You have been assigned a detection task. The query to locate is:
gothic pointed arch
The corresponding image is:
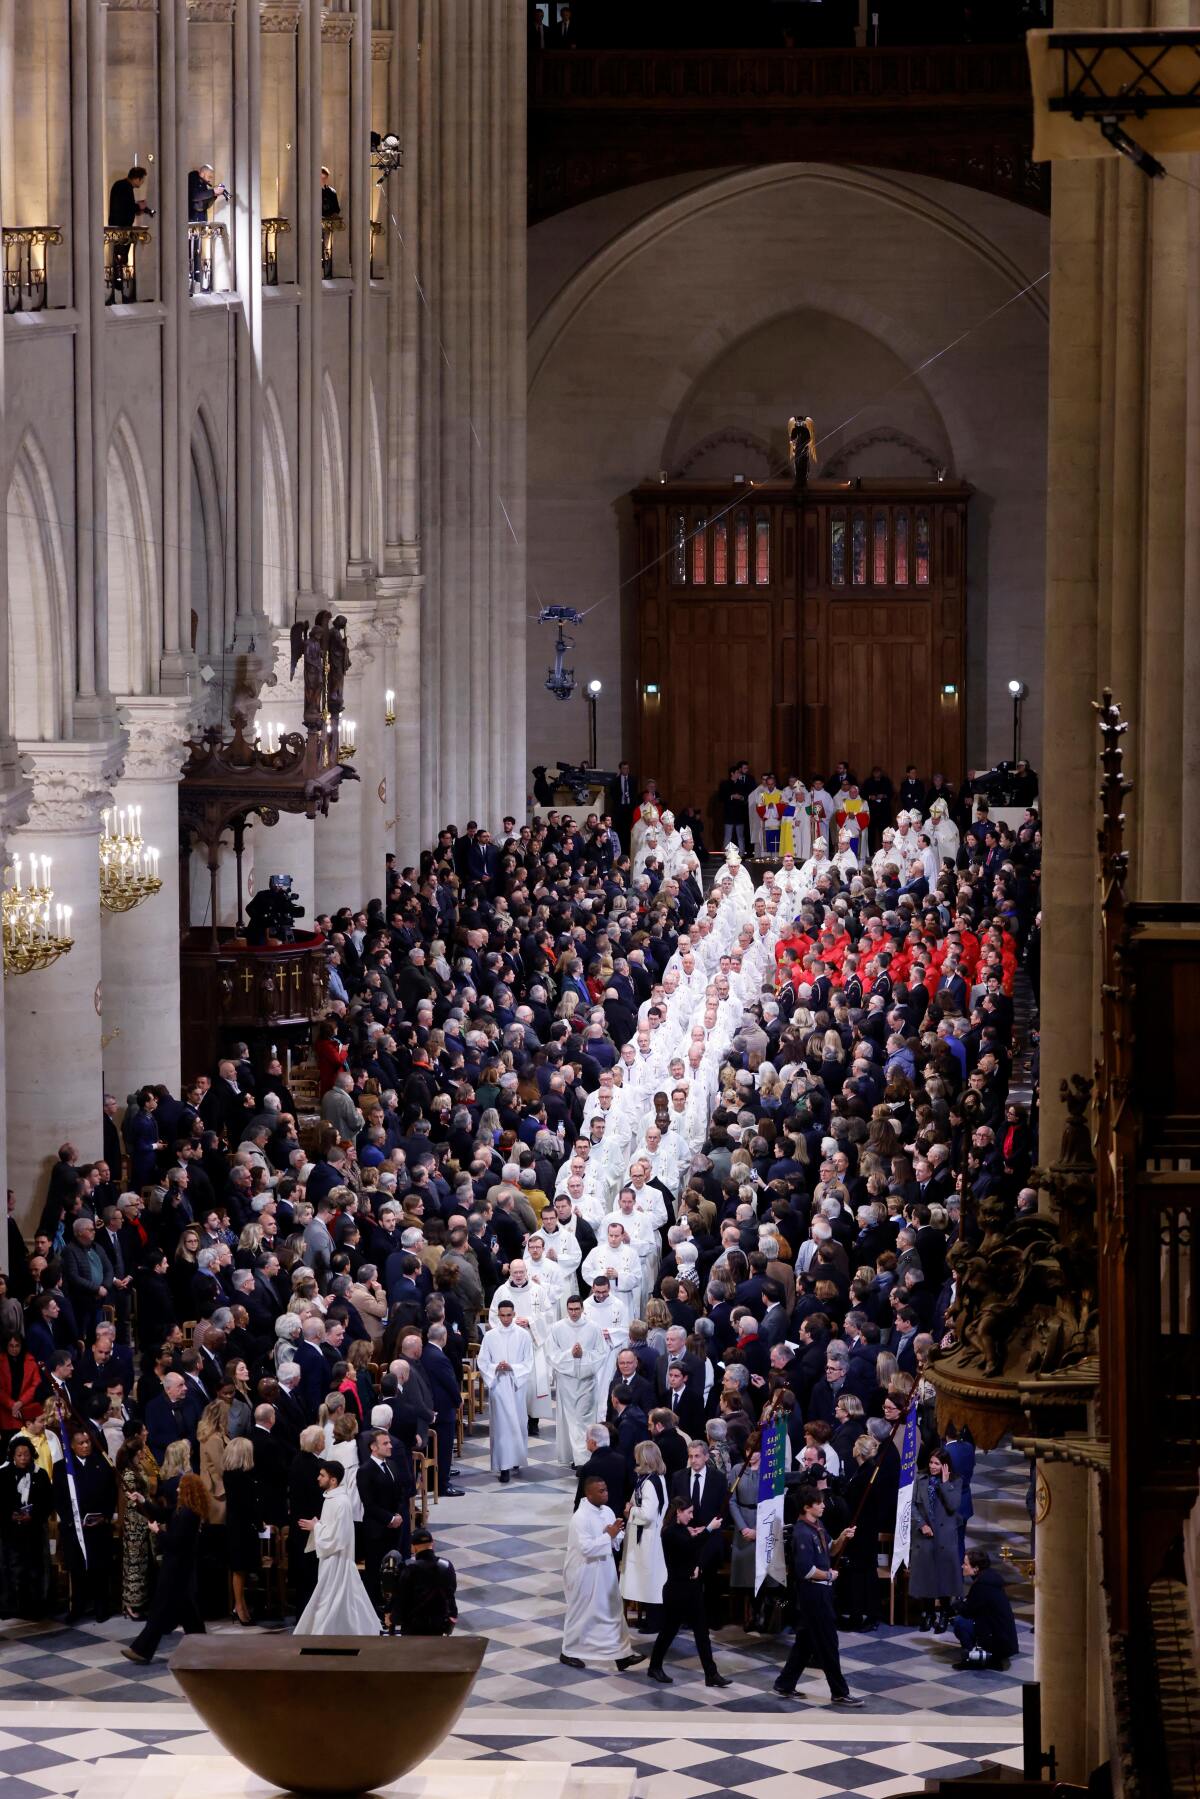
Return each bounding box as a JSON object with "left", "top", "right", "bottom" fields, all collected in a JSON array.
[
  {"left": 6, "top": 431, "right": 71, "bottom": 742},
  {"left": 820, "top": 426, "right": 948, "bottom": 480},
  {"left": 106, "top": 412, "right": 160, "bottom": 696},
  {"left": 669, "top": 427, "right": 776, "bottom": 481}
]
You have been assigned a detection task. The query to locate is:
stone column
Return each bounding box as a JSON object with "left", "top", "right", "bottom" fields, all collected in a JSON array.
[
  {"left": 6, "top": 741, "right": 123, "bottom": 1235},
  {"left": 1033, "top": 1457, "right": 1091, "bottom": 1784},
  {"left": 376, "top": 574, "right": 422, "bottom": 866},
  {"left": 417, "top": 0, "right": 526, "bottom": 836},
  {"left": 101, "top": 699, "right": 194, "bottom": 1103},
  {"left": 258, "top": 632, "right": 317, "bottom": 909}
]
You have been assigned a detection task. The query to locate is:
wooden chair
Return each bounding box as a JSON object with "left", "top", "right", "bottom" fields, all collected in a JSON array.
[
  {"left": 425, "top": 1428, "right": 439, "bottom": 1505},
  {"left": 410, "top": 1449, "right": 429, "bottom": 1527}
]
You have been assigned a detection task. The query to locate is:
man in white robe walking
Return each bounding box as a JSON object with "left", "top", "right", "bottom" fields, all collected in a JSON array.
[
  {"left": 581, "top": 1277, "right": 629, "bottom": 1416},
  {"left": 294, "top": 1462, "right": 381, "bottom": 1636},
  {"left": 582, "top": 1221, "right": 642, "bottom": 1326},
  {"left": 559, "top": 1475, "right": 645, "bottom": 1671},
  {"left": 546, "top": 1295, "right": 606, "bottom": 1467},
  {"left": 477, "top": 1300, "right": 534, "bottom": 1483}
]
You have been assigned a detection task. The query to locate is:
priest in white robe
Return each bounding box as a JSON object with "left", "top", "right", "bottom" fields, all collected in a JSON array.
[
  {"left": 581, "top": 1277, "right": 630, "bottom": 1416},
  {"left": 477, "top": 1301, "right": 534, "bottom": 1482},
  {"left": 488, "top": 1261, "right": 555, "bottom": 1427},
  {"left": 533, "top": 1212, "right": 582, "bottom": 1307},
  {"left": 546, "top": 1296, "right": 606, "bottom": 1466},
  {"left": 559, "top": 1475, "right": 644, "bottom": 1671},
  {"left": 581, "top": 1221, "right": 642, "bottom": 1326},
  {"left": 294, "top": 1462, "right": 381, "bottom": 1636}
]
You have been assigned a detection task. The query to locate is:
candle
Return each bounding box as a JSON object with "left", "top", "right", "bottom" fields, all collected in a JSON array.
[{"left": 62, "top": 905, "right": 71, "bottom": 936}]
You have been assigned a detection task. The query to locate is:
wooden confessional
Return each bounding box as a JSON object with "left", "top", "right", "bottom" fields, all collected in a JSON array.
[{"left": 630, "top": 477, "right": 969, "bottom": 840}]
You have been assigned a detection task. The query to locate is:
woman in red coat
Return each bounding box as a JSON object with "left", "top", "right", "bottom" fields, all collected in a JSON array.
[
  {"left": 315, "top": 1019, "right": 349, "bottom": 1096},
  {"left": 0, "top": 1335, "right": 43, "bottom": 1446}
]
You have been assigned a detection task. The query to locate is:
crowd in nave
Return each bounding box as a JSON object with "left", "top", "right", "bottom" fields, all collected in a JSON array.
[{"left": 0, "top": 762, "right": 1033, "bottom": 1697}]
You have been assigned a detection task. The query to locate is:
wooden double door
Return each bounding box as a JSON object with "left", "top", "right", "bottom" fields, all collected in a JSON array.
[{"left": 631, "top": 477, "right": 968, "bottom": 843}]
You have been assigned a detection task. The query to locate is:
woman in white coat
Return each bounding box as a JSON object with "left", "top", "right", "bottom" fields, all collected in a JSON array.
[{"left": 620, "top": 1441, "right": 669, "bottom": 1626}]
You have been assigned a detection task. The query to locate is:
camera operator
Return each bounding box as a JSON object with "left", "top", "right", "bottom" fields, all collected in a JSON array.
[
  {"left": 108, "top": 167, "right": 153, "bottom": 286},
  {"left": 187, "top": 164, "right": 228, "bottom": 282}
]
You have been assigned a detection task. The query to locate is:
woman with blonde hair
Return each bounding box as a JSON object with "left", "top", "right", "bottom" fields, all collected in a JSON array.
[
  {"left": 196, "top": 1399, "right": 231, "bottom": 1524},
  {"left": 221, "top": 1436, "right": 260, "bottom": 1626},
  {"left": 620, "top": 1439, "right": 668, "bottom": 1624}
]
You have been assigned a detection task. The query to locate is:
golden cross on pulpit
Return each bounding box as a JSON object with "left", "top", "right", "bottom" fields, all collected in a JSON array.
[{"left": 241, "top": 968, "right": 254, "bottom": 994}]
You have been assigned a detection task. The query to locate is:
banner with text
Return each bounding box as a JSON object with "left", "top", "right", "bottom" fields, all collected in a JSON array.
[
  {"left": 889, "top": 1400, "right": 921, "bottom": 1576},
  {"left": 754, "top": 1414, "right": 788, "bottom": 1593}
]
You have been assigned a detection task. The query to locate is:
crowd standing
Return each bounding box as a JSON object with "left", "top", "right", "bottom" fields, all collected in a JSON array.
[{"left": 0, "top": 761, "right": 1028, "bottom": 1691}]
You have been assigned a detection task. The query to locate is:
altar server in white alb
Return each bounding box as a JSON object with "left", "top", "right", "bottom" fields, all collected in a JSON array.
[
  {"left": 476, "top": 1299, "right": 534, "bottom": 1484},
  {"left": 546, "top": 1295, "right": 606, "bottom": 1467},
  {"left": 293, "top": 1462, "right": 381, "bottom": 1636},
  {"left": 559, "top": 1475, "right": 645, "bottom": 1672}
]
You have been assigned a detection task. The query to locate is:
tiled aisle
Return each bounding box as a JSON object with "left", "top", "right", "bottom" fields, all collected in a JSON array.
[{"left": 0, "top": 1420, "right": 1035, "bottom": 1798}]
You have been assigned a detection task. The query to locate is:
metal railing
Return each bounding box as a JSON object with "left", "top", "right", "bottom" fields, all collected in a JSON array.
[
  {"left": 104, "top": 226, "right": 152, "bottom": 304},
  {"left": 321, "top": 212, "right": 344, "bottom": 279},
  {"left": 261, "top": 215, "right": 290, "bottom": 286},
  {"left": 187, "top": 221, "right": 225, "bottom": 296},
  {"left": 3, "top": 226, "right": 64, "bottom": 313}
]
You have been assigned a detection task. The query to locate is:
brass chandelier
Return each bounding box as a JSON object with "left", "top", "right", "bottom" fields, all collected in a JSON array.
[
  {"left": 2, "top": 852, "right": 73, "bottom": 976},
  {"left": 99, "top": 806, "right": 162, "bottom": 914}
]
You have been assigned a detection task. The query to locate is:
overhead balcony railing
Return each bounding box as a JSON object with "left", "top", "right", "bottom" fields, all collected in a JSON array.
[
  {"left": 3, "top": 226, "right": 64, "bottom": 313},
  {"left": 261, "top": 215, "right": 291, "bottom": 286},
  {"left": 104, "top": 226, "right": 152, "bottom": 305}
]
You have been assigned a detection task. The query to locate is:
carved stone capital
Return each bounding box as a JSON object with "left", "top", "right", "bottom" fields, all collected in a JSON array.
[
  {"left": 19, "top": 740, "right": 127, "bottom": 834},
  {"left": 261, "top": 0, "right": 300, "bottom": 27},
  {"left": 116, "top": 697, "right": 203, "bottom": 783},
  {"left": 372, "top": 28, "right": 391, "bottom": 59},
  {"left": 187, "top": 0, "right": 236, "bottom": 18},
  {"left": 321, "top": 8, "right": 355, "bottom": 41}
]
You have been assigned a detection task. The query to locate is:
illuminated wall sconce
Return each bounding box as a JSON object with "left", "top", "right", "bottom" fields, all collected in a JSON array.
[{"left": 385, "top": 689, "right": 395, "bottom": 727}]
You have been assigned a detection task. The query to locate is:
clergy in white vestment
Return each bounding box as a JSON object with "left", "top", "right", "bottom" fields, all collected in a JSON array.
[
  {"left": 546, "top": 1296, "right": 606, "bottom": 1465},
  {"left": 582, "top": 1221, "right": 643, "bottom": 1325},
  {"left": 524, "top": 1232, "right": 568, "bottom": 1334},
  {"left": 293, "top": 1462, "right": 381, "bottom": 1636},
  {"left": 477, "top": 1301, "right": 534, "bottom": 1481},
  {"left": 799, "top": 839, "right": 831, "bottom": 891},
  {"left": 605, "top": 1191, "right": 658, "bottom": 1316},
  {"left": 926, "top": 796, "right": 961, "bottom": 864},
  {"left": 832, "top": 830, "right": 859, "bottom": 880},
  {"left": 581, "top": 1278, "right": 630, "bottom": 1416},
  {"left": 559, "top": 1476, "right": 643, "bottom": 1670},
  {"left": 488, "top": 1262, "right": 555, "bottom": 1425},
  {"left": 534, "top": 1209, "right": 582, "bottom": 1305}
]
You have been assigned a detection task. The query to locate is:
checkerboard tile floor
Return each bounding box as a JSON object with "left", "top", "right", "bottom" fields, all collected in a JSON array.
[{"left": 0, "top": 1413, "right": 1035, "bottom": 1796}]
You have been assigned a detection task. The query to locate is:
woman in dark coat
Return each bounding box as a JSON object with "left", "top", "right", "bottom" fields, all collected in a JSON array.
[
  {"left": 907, "top": 1449, "right": 963, "bottom": 1631},
  {"left": 646, "top": 1498, "right": 730, "bottom": 1688},
  {"left": 134, "top": 1250, "right": 177, "bottom": 1355},
  {"left": 0, "top": 1437, "right": 53, "bottom": 1617},
  {"left": 838, "top": 1434, "right": 884, "bottom": 1632},
  {"left": 221, "top": 1436, "right": 261, "bottom": 1625},
  {"left": 122, "top": 1473, "right": 210, "bottom": 1663}
]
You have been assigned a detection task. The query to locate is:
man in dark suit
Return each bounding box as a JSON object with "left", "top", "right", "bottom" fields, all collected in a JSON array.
[
  {"left": 662, "top": 1364, "right": 705, "bottom": 1438},
  {"left": 608, "top": 762, "right": 637, "bottom": 850},
  {"left": 55, "top": 1426, "right": 117, "bottom": 1622},
  {"left": 144, "top": 1371, "right": 200, "bottom": 1463},
  {"left": 359, "top": 1427, "right": 415, "bottom": 1610},
  {"left": 62, "top": 1218, "right": 115, "bottom": 1342},
  {"left": 648, "top": 1408, "right": 689, "bottom": 1476},
  {"left": 573, "top": 1423, "right": 628, "bottom": 1514},
  {"left": 608, "top": 1348, "right": 654, "bottom": 1418},
  {"left": 655, "top": 1327, "right": 705, "bottom": 1400},
  {"left": 669, "top": 1440, "right": 728, "bottom": 1575},
  {"left": 759, "top": 1285, "right": 791, "bottom": 1349},
  {"left": 420, "top": 1329, "right": 465, "bottom": 1497},
  {"left": 252, "top": 1402, "right": 294, "bottom": 1526},
  {"left": 611, "top": 1384, "right": 649, "bottom": 1477}
]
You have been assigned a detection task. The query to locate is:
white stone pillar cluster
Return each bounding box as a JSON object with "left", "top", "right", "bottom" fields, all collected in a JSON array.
[{"left": 416, "top": 0, "right": 526, "bottom": 840}]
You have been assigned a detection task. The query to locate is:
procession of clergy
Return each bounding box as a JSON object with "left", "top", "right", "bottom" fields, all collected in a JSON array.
[{"left": 477, "top": 831, "right": 914, "bottom": 1699}]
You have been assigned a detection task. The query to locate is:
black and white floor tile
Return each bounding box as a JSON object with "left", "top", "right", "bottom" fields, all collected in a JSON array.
[{"left": 0, "top": 1415, "right": 1035, "bottom": 1797}]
